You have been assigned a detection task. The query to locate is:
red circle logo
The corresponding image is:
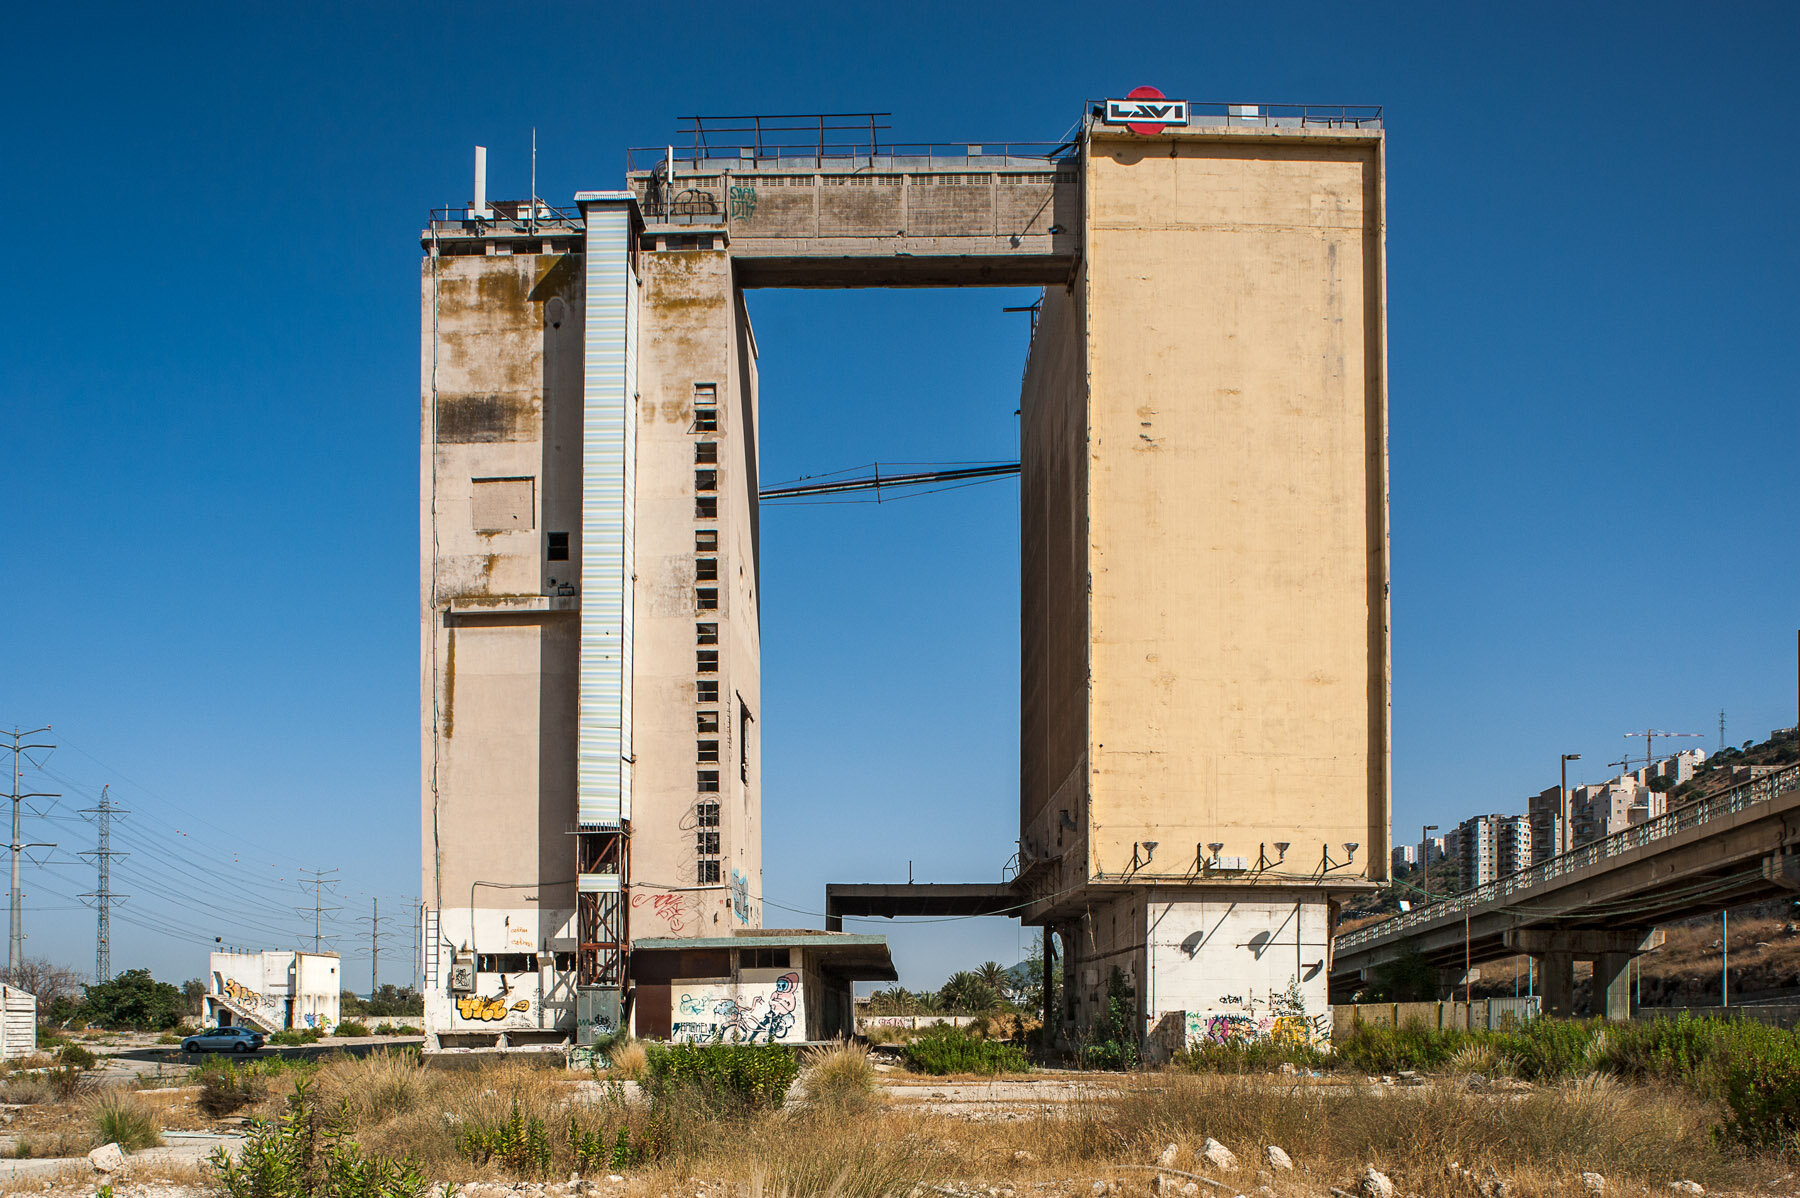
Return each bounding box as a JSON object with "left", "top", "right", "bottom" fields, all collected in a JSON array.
[{"left": 1126, "top": 85, "right": 1171, "bottom": 137}]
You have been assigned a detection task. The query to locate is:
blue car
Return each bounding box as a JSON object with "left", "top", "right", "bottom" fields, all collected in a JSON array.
[{"left": 180, "top": 1025, "right": 264, "bottom": 1054}]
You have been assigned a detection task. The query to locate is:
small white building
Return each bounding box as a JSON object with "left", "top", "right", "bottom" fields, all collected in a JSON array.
[
  {"left": 205, "top": 950, "right": 341, "bottom": 1033},
  {"left": 0, "top": 983, "right": 36, "bottom": 1060}
]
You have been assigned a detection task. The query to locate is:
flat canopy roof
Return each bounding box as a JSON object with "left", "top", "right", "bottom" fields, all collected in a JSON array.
[
  {"left": 825, "top": 882, "right": 1020, "bottom": 922},
  {"left": 634, "top": 931, "right": 897, "bottom": 982}
]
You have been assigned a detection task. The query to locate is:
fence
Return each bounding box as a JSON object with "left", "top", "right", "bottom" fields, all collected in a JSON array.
[{"left": 1331, "top": 997, "right": 1541, "bottom": 1038}]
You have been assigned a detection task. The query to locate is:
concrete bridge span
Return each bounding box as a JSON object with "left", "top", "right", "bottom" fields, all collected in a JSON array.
[{"left": 1330, "top": 764, "right": 1800, "bottom": 1017}]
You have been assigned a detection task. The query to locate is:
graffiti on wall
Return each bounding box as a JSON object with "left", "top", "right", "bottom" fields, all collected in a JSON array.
[
  {"left": 221, "top": 979, "right": 263, "bottom": 1007},
  {"left": 1184, "top": 1007, "right": 1330, "bottom": 1048},
  {"left": 632, "top": 891, "right": 698, "bottom": 933},
  {"left": 728, "top": 185, "right": 757, "bottom": 221},
  {"left": 455, "top": 994, "right": 533, "bottom": 1023},
  {"left": 672, "top": 971, "right": 802, "bottom": 1044},
  {"left": 730, "top": 869, "right": 750, "bottom": 924}
]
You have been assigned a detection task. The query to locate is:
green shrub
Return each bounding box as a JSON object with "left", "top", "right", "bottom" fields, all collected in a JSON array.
[
  {"left": 211, "top": 1076, "right": 429, "bottom": 1198},
  {"left": 1600, "top": 1014, "right": 1800, "bottom": 1149},
  {"left": 334, "top": 1020, "right": 371, "bottom": 1038},
  {"left": 456, "top": 1102, "right": 553, "bottom": 1176},
  {"left": 901, "top": 1025, "right": 1030, "bottom": 1076},
  {"left": 268, "top": 1027, "right": 323, "bottom": 1046},
  {"left": 642, "top": 1042, "right": 800, "bottom": 1111},
  {"left": 197, "top": 1059, "right": 270, "bottom": 1117},
  {"left": 1175, "top": 1037, "right": 1329, "bottom": 1074},
  {"left": 58, "top": 1043, "right": 97, "bottom": 1069},
  {"left": 91, "top": 1089, "right": 162, "bottom": 1151}
]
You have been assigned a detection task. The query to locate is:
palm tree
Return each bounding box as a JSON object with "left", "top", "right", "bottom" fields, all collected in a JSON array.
[
  {"left": 914, "top": 989, "right": 943, "bottom": 1013},
  {"left": 976, "top": 961, "right": 1010, "bottom": 992}
]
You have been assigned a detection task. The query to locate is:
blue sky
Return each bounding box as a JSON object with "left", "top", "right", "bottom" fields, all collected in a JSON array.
[{"left": 2, "top": 1, "right": 1795, "bottom": 992}]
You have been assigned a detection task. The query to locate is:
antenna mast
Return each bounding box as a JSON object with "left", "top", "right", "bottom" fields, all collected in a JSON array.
[
  {"left": 79, "top": 785, "right": 129, "bottom": 983},
  {"left": 296, "top": 868, "right": 341, "bottom": 953}
]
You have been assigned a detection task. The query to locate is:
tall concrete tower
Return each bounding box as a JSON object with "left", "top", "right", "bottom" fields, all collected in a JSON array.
[
  {"left": 419, "top": 192, "right": 763, "bottom": 1050},
  {"left": 1015, "top": 111, "right": 1389, "bottom": 1050}
]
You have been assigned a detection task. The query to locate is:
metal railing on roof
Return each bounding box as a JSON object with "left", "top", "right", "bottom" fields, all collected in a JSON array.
[
  {"left": 1337, "top": 762, "right": 1800, "bottom": 952},
  {"left": 626, "top": 113, "right": 1076, "bottom": 174}
]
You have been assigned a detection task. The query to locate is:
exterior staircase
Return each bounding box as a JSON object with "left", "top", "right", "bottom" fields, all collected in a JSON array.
[{"left": 208, "top": 991, "right": 282, "bottom": 1033}]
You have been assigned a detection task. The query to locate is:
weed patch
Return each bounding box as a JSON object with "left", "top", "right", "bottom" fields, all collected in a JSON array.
[{"left": 901, "top": 1025, "right": 1030, "bottom": 1076}]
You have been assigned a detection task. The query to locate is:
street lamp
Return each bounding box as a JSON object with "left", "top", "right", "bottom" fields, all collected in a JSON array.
[
  {"left": 1560, "top": 753, "right": 1582, "bottom": 855},
  {"left": 1421, "top": 825, "right": 1438, "bottom": 902}
]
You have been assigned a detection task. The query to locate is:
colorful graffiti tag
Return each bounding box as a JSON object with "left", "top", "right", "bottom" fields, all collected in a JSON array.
[
  {"left": 730, "top": 869, "right": 750, "bottom": 924},
  {"left": 672, "top": 972, "right": 803, "bottom": 1044},
  {"left": 1185, "top": 1008, "right": 1330, "bottom": 1048},
  {"left": 455, "top": 995, "right": 532, "bottom": 1022},
  {"left": 221, "top": 979, "right": 262, "bottom": 1007}
]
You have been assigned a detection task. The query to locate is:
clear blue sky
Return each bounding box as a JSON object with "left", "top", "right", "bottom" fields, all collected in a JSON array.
[{"left": 3, "top": 1, "right": 1795, "bottom": 993}]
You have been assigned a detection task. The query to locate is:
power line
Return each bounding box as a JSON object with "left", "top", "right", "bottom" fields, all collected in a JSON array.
[
  {"left": 355, "top": 897, "right": 392, "bottom": 994},
  {"left": 4, "top": 726, "right": 58, "bottom": 984},
  {"left": 78, "top": 785, "right": 129, "bottom": 983},
  {"left": 297, "top": 868, "right": 341, "bottom": 953}
]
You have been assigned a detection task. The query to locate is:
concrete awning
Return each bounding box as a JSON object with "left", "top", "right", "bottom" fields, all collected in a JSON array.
[
  {"left": 825, "top": 882, "right": 1020, "bottom": 924},
  {"left": 633, "top": 931, "right": 897, "bottom": 982}
]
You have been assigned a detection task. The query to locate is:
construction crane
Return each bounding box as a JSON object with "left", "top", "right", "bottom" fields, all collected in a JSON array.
[{"left": 1620, "top": 728, "right": 1703, "bottom": 774}]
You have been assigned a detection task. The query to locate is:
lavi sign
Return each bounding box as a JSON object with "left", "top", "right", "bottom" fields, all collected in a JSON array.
[{"left": 1102, "top": 86, "right": 1189, "bottom": 135}]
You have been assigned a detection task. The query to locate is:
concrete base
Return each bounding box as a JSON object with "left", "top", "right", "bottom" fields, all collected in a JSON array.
[{"left": 1501, "top": 928, "right": 1662, "bottom": 1019}]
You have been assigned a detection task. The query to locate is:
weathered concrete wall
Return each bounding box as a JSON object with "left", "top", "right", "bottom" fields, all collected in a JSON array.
[
  {"left": 1080, "top": 128, "right": 1389, "bottom": 884},
  {"left": 420, "top": 249, "right": 586, "bottom": 1044},
  {"left": 630, "top": 249, "right": 763, "bottom": 939},
  {"left": 1144, "top": 891, "right": 1332, "bottom": 1048}
]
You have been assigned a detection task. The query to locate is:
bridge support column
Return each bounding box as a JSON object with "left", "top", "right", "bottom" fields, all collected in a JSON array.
[
  {"left": 1539, "top": 950, "right": 1576, "bottom": 1018},
  {"left": 1594, "top": 952, "right": 1635, "bottom": 1021},
  {"left": 1503, "top": 928, "right": 1662, "bottom": 1020}
]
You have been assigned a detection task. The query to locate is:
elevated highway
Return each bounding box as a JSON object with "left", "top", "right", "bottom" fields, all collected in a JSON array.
[{"left": 1331, "top": 764, "right": 1800, "bottom": 1017}]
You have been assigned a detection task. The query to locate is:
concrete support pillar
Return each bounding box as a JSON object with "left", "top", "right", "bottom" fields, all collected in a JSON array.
[
  {"left": 1594, "top": 952, "right": 1634, "bottom": 1021},
  {"left": 1538, "top": 950, "right": 1576, "bottom": 1018}
]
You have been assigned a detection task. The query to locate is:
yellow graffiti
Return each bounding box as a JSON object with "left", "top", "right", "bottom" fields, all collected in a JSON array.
[
  {"left": 455, "top": 995, "right": 531, "bottom": 1022},
  {"left": 223, "top": 979, "right": 260, "bottom": 1006}
]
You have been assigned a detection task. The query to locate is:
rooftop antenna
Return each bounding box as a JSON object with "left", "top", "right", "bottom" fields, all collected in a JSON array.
[{"left": 472, "top": 146, "right": 491, "bottom": 220}]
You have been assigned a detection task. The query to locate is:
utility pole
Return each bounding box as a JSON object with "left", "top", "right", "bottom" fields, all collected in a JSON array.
[
  {"left": 412, "top": 901, "right": 422, "bottom": 994},
  {"left": 1559, "top": 753, "right": 1581, "bottom": 855},
  {"left": 296, "top": 868, "right": 341, "bottom": 953},
  {"left": 4, "top": 727, "right": 58, "bottom": 985},
  {"left": 78, "top": 785, "right": 129, "bottom": 983},
  {"left": 1719, "top": 709, "right": 1726, "bottom": 752},
  {"left": 356, "top": 898, "right": 392, "bottom": 995}
]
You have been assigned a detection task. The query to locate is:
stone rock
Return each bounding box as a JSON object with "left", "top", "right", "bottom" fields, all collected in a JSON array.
[
  {"left": 1582, "top": 1174, "right": 1606, "bottom": 1194},
  {"left": 1013, "top": 1150, "right": 1037, "bottom": 1164},
  {"left": 1092, "top": 1183, "right": 1108, "bottom": 1196},
  {"left": 1362, "top": 1166, "right": 1395, "bottom": 1198},
  {"left": 1180, "top": 1185, "right": 1200, "bottom": 1196},
  {"left": 1202, "top": 1138, "right": 1238, "bottom": 1171},
  {"left": 1160, "top": 1144, "right": 1181, "bottom": 1168},
  {"left": 1265, "top": 1146, "right": 1294, "bottom": 1171},
  {"left": 1669, "top": 1184, "right": 1704, "bottom": 1196},
  {"left": 87, "top": 1143, "right": 126, "bottom": 1174}
]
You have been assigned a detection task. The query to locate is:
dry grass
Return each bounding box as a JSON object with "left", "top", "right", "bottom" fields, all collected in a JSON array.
[
  {"left": 608, "top": 1039, "right": 649, "bottom": 1080},
  {"left": 800, "top": 1039, "right": 882, "bottom": 1115}
]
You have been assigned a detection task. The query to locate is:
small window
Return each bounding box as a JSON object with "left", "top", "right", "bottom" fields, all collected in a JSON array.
[
  {"left": 697, "top": 830, "right": 721, "bottom": 855},
  {"left": 695, "top": 469, "right": 717, "bottom": 492},
  {"left": 547, "top": 531, "right": 570, "bottom": 562},
  {"left": 696, "top": 622, "right": 719, "bottom": 645},
  {"left": 695, "top": 529, "right": 719, "bottom": 552},
  {"left": 695, "top": 497, "right": 718, "bottom": 519},
  {"left": 695, "top": 558, "right": 718, "bottom": 581},
  {"left": 698, "top": 860, "right": 721, "bottom": 884},
  {"left": 694, "top": 383, "right": 718, "bottom": 432},
  {"left": 475, "top": 953, "right": 535, "bottom": 973},
  {"left": 697, "top": 800, "right": 720, "bottom": 827},
  {"left": 697, "top": 770, "right": 720, "bottom": 792},
  {"left": 697, "top": 710, "right": 720, "bottom": 733},
  {"left": 696, "top": 588, "right": 718, "bottom": 610},
  {"left": 697, "top": 740, "right": 719, "bottom": 763},
  {"left": 696, "top": 680, "right": 719, "bottom": 703},
  {"left": 739, "top": 948, "right": 789, "bottom": 969},
  {"left": 697, "top": 649, "right": 719, "bottom": 672},
  {"left": 695, "top": 443, "right": 718, "bottom": 464}
]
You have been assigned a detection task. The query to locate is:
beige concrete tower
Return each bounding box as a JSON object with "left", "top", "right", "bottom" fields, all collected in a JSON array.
[
  {"left": 1017, "top": 115, "right": 1389, "bottom": 1050},
  {"left": 419, "top": 197, "right": 764, "bottom": 1050}
]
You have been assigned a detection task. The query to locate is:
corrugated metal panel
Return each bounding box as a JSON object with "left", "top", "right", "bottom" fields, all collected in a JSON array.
[
  {"left": 577, "top": 200, "right": 638, "bottom": 831},
  {"left": 1, "top": 984, "right": 36, "bottom": 1061}
]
